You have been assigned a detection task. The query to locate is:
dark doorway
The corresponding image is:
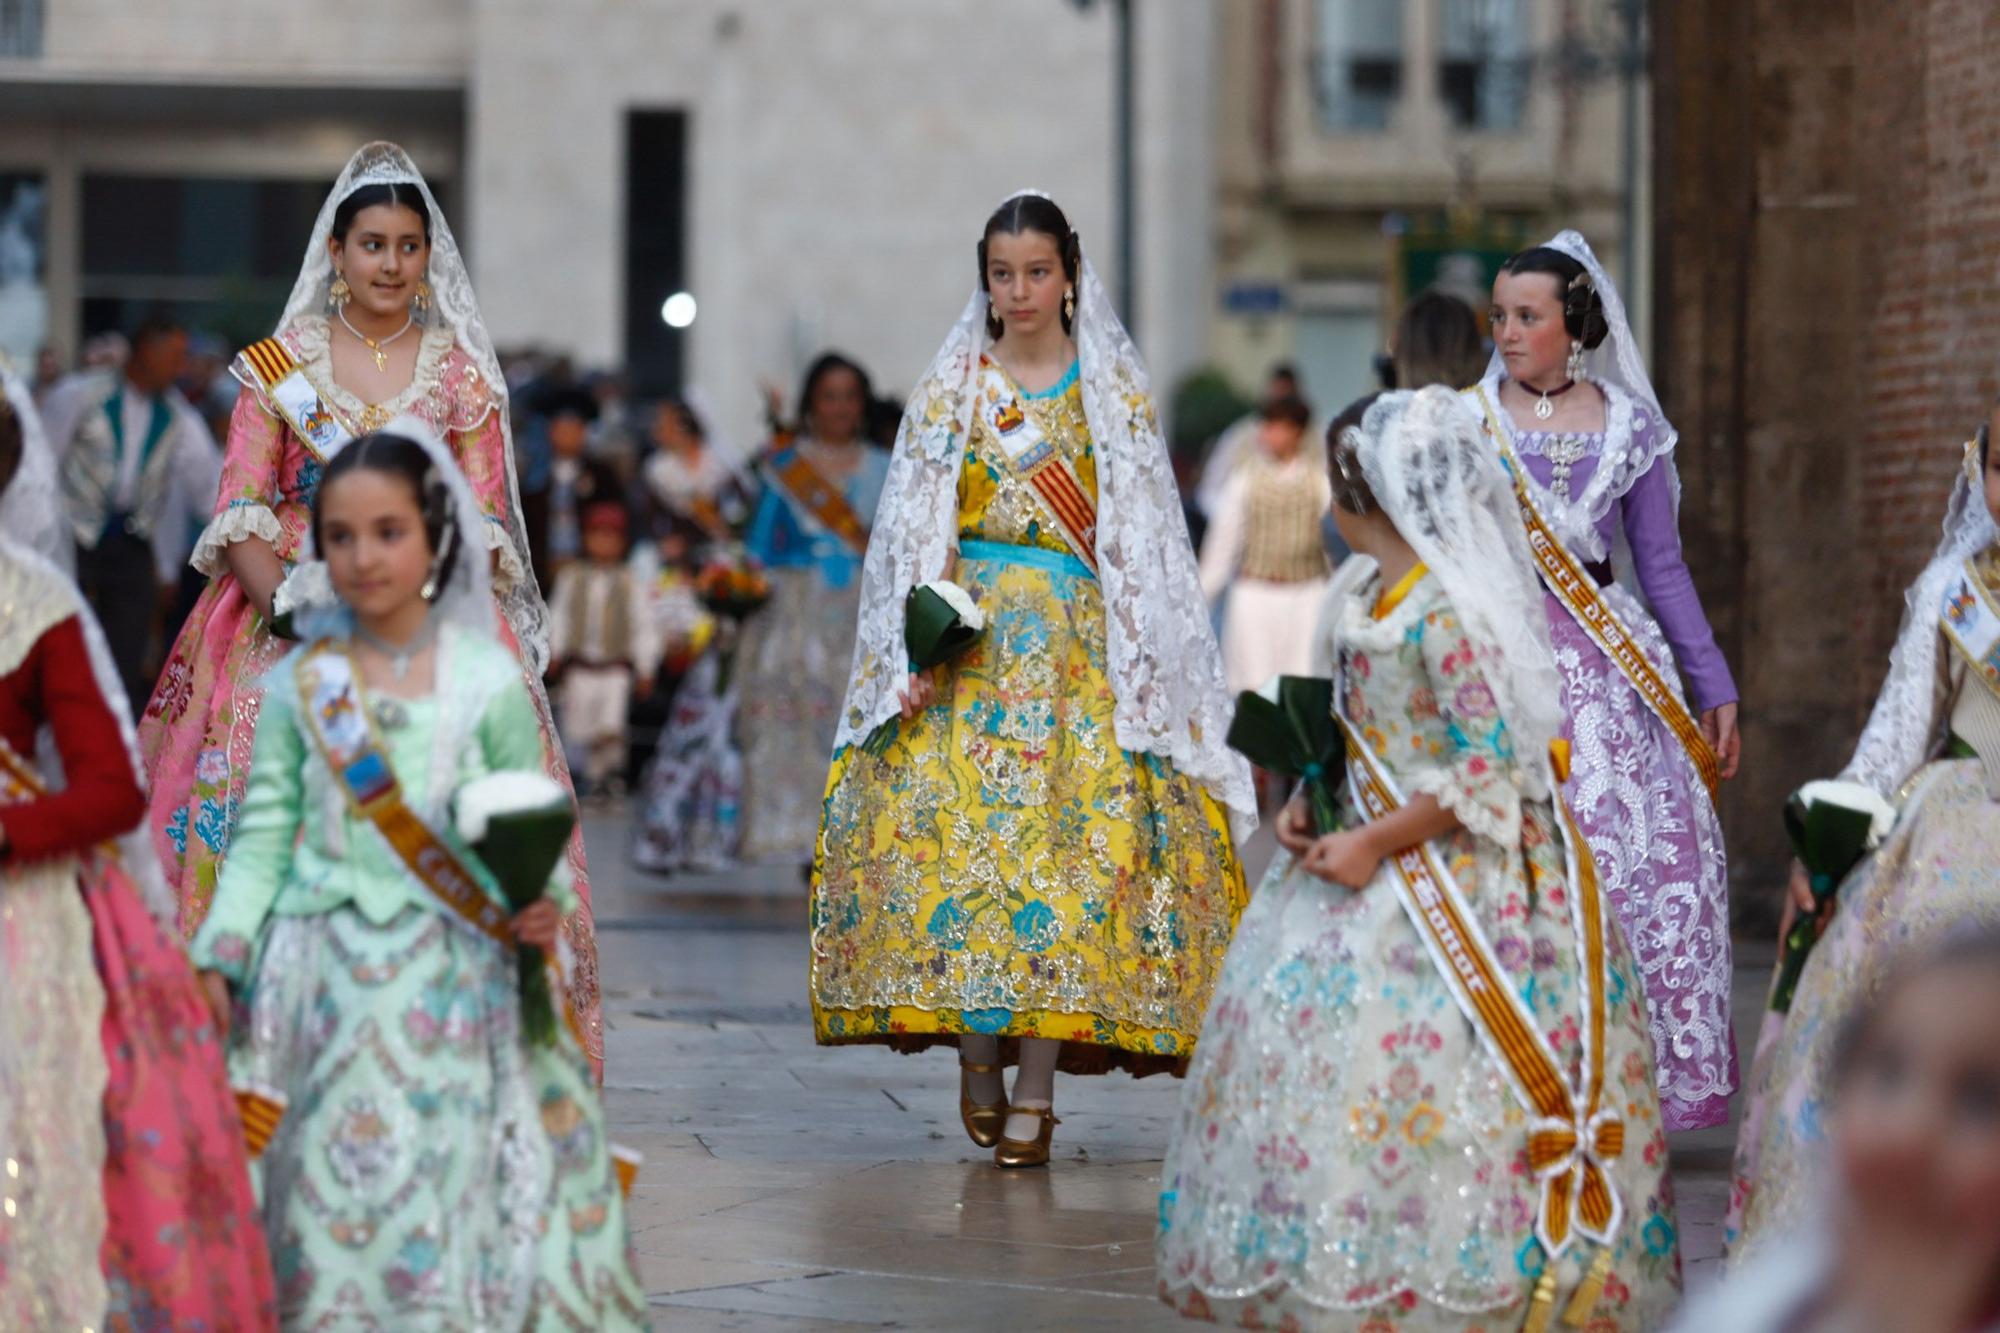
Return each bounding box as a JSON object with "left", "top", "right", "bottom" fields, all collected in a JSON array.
[{"left": 624, "top": 109, "right": 689, "bottom": 399}]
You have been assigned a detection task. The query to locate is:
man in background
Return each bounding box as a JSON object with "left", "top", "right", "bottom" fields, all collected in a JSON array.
[{"left": 41, "top": 315, "right": 219, "bottom": 702}]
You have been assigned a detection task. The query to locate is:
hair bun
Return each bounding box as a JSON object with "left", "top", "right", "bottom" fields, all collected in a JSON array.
[{"left": 1564, "top": 273, "right": 1610, "bottom": 351}]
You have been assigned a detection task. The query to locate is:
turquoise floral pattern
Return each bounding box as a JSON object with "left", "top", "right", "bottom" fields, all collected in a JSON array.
[{"left": 1156, "top": 574, "right": 1682, "bottom": 1331}]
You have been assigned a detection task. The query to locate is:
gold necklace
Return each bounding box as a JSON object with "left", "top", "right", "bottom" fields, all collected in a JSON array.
[{"left": 337, "top": 309, "right": 415, "bottom": 372}]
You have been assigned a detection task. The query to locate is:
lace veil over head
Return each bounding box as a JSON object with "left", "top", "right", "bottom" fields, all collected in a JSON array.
[
  {"left": 288, "top": 413, "right": 500, "bottom": 648},
  {"left": 0, "top": 357, "right": 63, "bottom": 569},
  {"left": 1479, "top": 229, "right": 1679, "bottom": 561},
  {"left": 836, "top": 190, "right": 1256, "bottom": 828},
  {"left": 1841, "top": 440, "right": 2000, "bottom": 798},
  {"left": 277, "top": 142, "right": 549, "bottom": 671},
  {"left": 1356, "top": 387, "right": 1566, "bottom": 797}
]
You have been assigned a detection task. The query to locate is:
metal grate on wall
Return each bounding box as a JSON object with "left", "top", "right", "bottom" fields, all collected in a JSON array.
[{"left": 0, "top": 0, "right": 42, "bottom": 57}]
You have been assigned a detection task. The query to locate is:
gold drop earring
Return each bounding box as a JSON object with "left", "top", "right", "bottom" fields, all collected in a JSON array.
[
  {"left": 329, "top": 271, "right": 352, "bottom": 309},
  {"left": 413, "top": 278, "right": 433, "bottom": 316},
  {"left": 1566, "top": 339, "right": 1585, "bottom": 382},
  {"left": 1063, "top": 287, "right": 1076, "bottom": 323}
]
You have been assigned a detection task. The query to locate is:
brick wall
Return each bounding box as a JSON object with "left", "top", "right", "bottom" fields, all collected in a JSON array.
[
  {"left": 1654, "top": 0, "right": 2000, "bottom": 907},
  {"left": 1857, "top": 3, "right": 2000, "bottom": 652}
]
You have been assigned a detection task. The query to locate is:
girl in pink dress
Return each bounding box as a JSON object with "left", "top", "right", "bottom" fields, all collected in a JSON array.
[
  {"left": 136, "top": 142, "right": 606, "bottom": 1069},
  {"left": 0, "top": 367, "right": 276, "bottom": 1328}
]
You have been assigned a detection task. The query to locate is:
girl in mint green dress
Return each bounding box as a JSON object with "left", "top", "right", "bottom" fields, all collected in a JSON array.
[{"left": 190, "top": 419, "right": 644, "bottom": 1330}]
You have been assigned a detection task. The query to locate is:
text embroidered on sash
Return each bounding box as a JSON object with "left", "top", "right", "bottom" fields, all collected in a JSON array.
[
  {"left": 1334, "top": 710, "right": 1623, "bottom": 1259},
  {"left": 294, "top": 643, "right": 512, "bottom": 948},
  {"left": 1469, "top": 386, "right": 1721, "bottom": 797}
]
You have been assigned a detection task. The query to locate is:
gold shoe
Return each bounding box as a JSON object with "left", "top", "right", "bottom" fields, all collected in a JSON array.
[
  {"left": 959, "top": 1059, "right": 1009, "bottom": 1148},
  {"left": 993, "top": 1103, "right": 1060, "bottom": 1168}
]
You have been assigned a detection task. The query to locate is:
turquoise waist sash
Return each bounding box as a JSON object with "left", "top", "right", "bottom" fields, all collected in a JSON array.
[{"left": 957, "top": 538, "right": 1094, "bottom": 581}]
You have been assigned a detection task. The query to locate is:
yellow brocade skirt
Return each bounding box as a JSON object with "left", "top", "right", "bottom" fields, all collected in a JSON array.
[{"left": 809, "top": 540, "right": 1247, "bottom": 1076}]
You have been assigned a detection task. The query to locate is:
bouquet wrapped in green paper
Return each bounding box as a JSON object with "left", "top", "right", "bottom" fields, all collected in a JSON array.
[
  {"left": 1227, "top": 675, "right": 1344, "bottom": 834},
  {"left": 861, "top": 580, "right": 986, "bottom": 755},
  {"left": 1769, "top": 779, "right": 1897, "bottom": 1013},
  {"left": 455, "top": 770, "right": 577, "bottom": 1045}
]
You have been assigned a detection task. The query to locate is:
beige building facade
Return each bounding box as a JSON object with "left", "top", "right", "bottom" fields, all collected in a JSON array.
[
  {"left": 1209, "top": 0, "right": 1643, "bottom": 415},
  {"left": 0, "top": 0, "right": 1216, "bottom": 447}
]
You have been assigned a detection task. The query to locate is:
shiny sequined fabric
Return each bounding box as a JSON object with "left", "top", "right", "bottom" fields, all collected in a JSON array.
[
  {"left": 1730, "top": 757, "right": 2000, "bottom": 1256},
  {"left": 810, "top": 370, "right": 1247, "bottom": 1072}
]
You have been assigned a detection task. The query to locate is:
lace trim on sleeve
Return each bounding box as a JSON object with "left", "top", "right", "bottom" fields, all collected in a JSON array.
[
  {"left": 190, "top": 501, "right": 283, "bottom": 578},
  {"left": 1408, "top": 764, "right": 1523, "bottom": 848},
  {"left": 479, "top": 514, "right": 528, "bottom": 591}
]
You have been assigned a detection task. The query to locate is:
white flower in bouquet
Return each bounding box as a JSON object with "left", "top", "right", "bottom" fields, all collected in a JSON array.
[
  {"left": 456, "top": 770, "right": 569, "bottom": 843},
  {"left": 918, "top": 579, "right": 985, "bottom": 631},
  {"left": 1795, "top": 779, "right": 1898, "bottom": 850}
]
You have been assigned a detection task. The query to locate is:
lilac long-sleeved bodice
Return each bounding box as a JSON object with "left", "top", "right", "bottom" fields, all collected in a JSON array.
[{"left": 1513, "top": 420, "right": 1738, "bottom": 712}]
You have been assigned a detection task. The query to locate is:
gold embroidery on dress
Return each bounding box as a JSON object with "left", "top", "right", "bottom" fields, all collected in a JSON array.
[{"left": 811, "top": 374, "right": 1246, "bottom": 1060}]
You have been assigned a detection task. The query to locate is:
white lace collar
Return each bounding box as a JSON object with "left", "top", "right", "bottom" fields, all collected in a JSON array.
[
  {"left": 1480, "top": 370, "right": 1670, "bottom": 563},
  {"left": 290, "top": 315, "right": 457, "bottom": 430}
]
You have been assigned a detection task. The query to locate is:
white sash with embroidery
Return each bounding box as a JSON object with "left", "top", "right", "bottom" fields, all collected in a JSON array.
[
  {"left": 1942, "top": 559, "right": 2000, "bottom": 704},
  {"left": 241, "top": 338, "right": 353, "bottom": 462}
]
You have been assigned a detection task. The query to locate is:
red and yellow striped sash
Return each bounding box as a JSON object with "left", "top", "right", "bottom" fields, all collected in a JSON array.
[
  {"left": 976, "top": 357, "right": 1099, "bottom": 575},
  {"left": 238, "top": 336, "right": 353, "bottom": 461},
  {"left": 1337, "top": 719, "right": 1623, "bottom": 1261}
]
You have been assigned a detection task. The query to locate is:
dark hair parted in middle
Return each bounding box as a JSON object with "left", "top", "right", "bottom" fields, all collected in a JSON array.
[
  {"left": 1498, "top": 246, "right": 1610, "bottom": 351},
  {"left": 310, "top": 431, "right": 462, "bottom": 592},
  {"left": 332, "top": 182, "right": 434, "bottom": 244},
  {"left": 979, "top": 194, "right": 1082, "bottom": 341},
  {"left": 796, "top": 351, "right": 874, "bottom": 428},
  {"left": 1326, "top": 393, "right": 1384, "bottom": 516},
  {"left": 1261, "top": 394, "right": 1312, "bottom": 430}
]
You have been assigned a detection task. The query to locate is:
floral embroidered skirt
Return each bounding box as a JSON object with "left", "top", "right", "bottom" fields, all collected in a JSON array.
[
  {"left": 232, "top": 905, "right": 645, "bottom": 1330},
  {"left": 634, "top": 648, "right": 743, "bottom": 874},
  {"left": 1156, "top": 826, "right": 1683, "bottom": 1331},
  {"left": 1727, "top": 758, "right": 2000, "bottom": 1259},
  {"left": 139, "top": 571, "right": 610, "bottom": 1070},
  {"left": 808, "top": 541, "right": 1246, "bottom": 1076}
]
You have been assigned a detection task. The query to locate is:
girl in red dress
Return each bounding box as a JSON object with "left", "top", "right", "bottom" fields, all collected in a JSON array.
[{"left": 0, "top": 370, "right": 275, "bottom": 1327}]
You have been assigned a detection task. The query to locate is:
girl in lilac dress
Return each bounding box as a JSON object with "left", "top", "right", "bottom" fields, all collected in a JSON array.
[{"left": 1470, "top": 231, "right": 1743, "bottom": 1131}]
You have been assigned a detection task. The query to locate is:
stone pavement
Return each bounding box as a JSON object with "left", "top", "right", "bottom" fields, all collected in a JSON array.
[{"left": 585, "top": 809, "right": 1769, "bottom": 1331}]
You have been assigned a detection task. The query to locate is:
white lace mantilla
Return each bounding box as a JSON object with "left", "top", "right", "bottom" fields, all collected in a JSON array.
[
  {"left": 1842, "top": 443, "right": 2000, "bottom": 799},
  {"left": 263, "top": 142, "right": 547, "bottom": 673},
  {"left": 1356, "top": 390, "right": 1566, "bottom": 797},
  {"left": 1480, "top": 228, "right": 1681, "bottom": 563},
  {"left": 836, "top": 231, "right": 1255, "bottom": 829}
]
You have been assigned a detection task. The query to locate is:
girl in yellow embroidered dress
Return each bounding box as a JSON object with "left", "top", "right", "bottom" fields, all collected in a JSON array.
[{"left": 810, "top": 356, "right": 1247, "bottom": 1074}]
